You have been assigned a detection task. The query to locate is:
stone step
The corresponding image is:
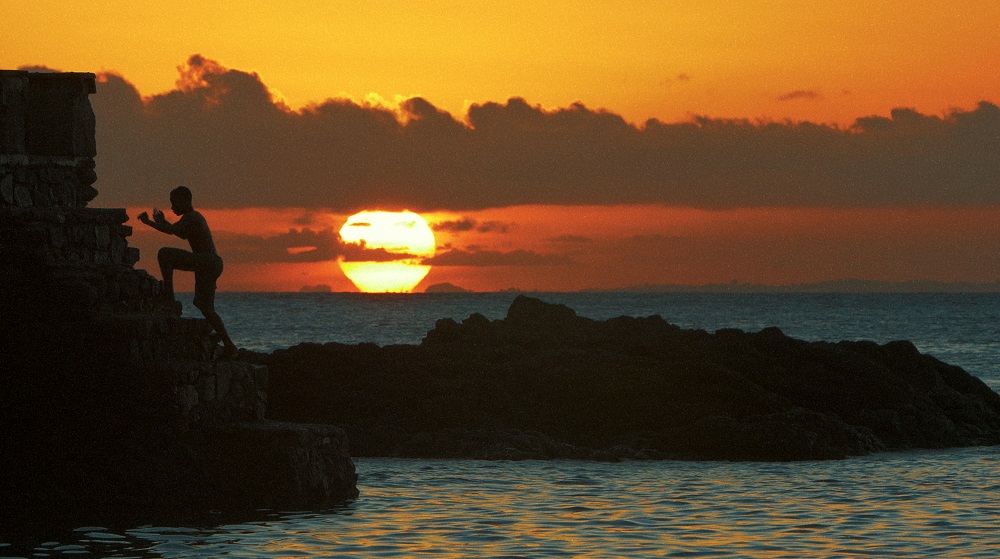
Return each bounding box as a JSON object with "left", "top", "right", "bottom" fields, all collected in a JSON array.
[
  {"left": 92, "top": 313, "right": 215, "bottom": 363},
  {"left": 2, "top": 261, "right": 166, "bottom": 319},
  {"left": 1, "top": 207, "right": 138, "bottom": 268},
  {"left": 145, "top": 359, "right": 269, "bottom": 432}
]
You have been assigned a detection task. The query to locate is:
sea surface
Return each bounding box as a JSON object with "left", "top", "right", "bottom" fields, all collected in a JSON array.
[{"left": 4, "top": 292, "right": 1000, "bottom": 558}]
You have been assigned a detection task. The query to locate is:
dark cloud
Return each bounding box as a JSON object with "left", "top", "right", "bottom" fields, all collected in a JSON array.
[
  {"left": 432, "top": 218, "right": 476, "bottom": 232},
  {"left": 423, "top": 248, "right": 574, "bottom": 266},
  {"left": 216, "top": 227, "right": 341, "bottom": 263},
  {"left": 91, "top": 55, "right": 1000, "bottom": 211},
  {"left": 476, "top": 221, "right": 511, "bottom": 233},
  {"left": 433, "top": 218, "right": 510, "bottom": 234},
  {"left": 777, "top": 89, "right": 822, "bottom": 102},
  {"left": 212, "top": 226, "right": 414, "bottom": 263},
  {"left": 292, "top": 212, "right": 319, "bottom": 226},
  {"left": 339, "top": 241, "right": 419, "bottom": 263}
]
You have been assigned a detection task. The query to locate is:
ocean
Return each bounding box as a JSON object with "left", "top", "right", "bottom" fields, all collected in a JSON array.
[{"left": 4, "top": 292, "right": 1000, "bottom": 558}]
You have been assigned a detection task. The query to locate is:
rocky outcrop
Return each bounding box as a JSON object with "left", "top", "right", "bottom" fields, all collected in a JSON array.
[
  {"left": 260, "top": 295, "right": 1000, "bottom": 461},
  {"left": 1, "top": 70, "right": 357, "bottom": 519}
]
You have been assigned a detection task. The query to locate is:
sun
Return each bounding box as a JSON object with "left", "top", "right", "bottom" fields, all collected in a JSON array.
[{"left": 338, "top": 210, "right": 436, "bottom": 292}]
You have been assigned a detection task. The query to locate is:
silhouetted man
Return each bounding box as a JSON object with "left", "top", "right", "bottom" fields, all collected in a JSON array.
[{"left": 139, "top": 186, "right": 237, "bottom": 357}]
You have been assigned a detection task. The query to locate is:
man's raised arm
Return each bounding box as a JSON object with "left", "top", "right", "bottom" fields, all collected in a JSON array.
[{"left": 138, "top": 209, "right": 181, "bottom": 236}]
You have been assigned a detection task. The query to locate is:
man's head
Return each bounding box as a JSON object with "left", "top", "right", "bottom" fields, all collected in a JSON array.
[{"left": 169, "top": 186, "right": 193, "bottom": 215}]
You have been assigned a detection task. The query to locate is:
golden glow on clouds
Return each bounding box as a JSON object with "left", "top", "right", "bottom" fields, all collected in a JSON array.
[{"left": 5, "top": 1, "right": 999, "bottom": 125}]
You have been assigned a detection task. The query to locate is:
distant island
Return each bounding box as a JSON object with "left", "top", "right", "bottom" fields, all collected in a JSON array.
[
  {"left": 423, "top": 282, "right": 471, "bottom": 293},
  {"left": 417, "top": 279, "right": 1000, "bottom": 294}
]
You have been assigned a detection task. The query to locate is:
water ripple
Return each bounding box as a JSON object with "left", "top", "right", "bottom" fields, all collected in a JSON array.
[{"left": 4, "top": 448, "right": 1000, "bottom": 557}]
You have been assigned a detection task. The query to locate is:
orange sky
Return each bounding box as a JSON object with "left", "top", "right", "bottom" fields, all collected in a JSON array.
[
  {"left": 8, "top": 2, "right": 1000, "bottom": 292},
  {"left": 6, "top": 1, "right": 1000, "bottom": 126},
  {"left": 125, "top": 205, "right": 1000, "bottom": 292}
]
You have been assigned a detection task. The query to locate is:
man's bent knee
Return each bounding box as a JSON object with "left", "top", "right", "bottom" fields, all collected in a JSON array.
[
  {"left": 159, "top": 246, "right": 181, "bottom": 264},
  {"left": 159, "top": 247, "right": 196, "bottom": 271}
]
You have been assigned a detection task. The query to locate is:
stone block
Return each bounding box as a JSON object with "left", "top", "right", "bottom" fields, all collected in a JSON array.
[
  {"left": 110, "top": 238, "right": 125, "bottom": 263},
  {"left": 40, "top": 167, "right": 55, "bottom": 183},
  {"left": 0, "top": 74, "right": 26, "bottom": 155},
  {"left": 197, "top": 372, "right": 217, "bottom": 402},
  {"left": 41, "top": 247, "right": 62, "bottom": 265},
  {"left": 82, "top": 226, "right": 97, "bottom": 248},
  {"left": 1, "top": 173, "right": 12, "bottom": 204},
  {"left": 13, "top": 185, "right": 30, "bottom": 206},
  {"left": 23, "top": 224, "right": 48, "bottom": 246},
  {"left": 216, "top": 364, "right": 232, "bottom": 398},
  {"left": 175, "top": 384, "right": 199, "bottom": 415},
  {"left": 35, "top": 184, "right": 53, "bottom": 206},
  {"left": 49, "top": 226, "right": 66, "bottom": 247},
  {"left": 25, "top": 73, "right": 96, "bottom": 157},
  {"left": 59, "top": 178, "right": 77, "bottom": 206},
  {"left": 75, "top": 160, "right": 96, "bottom": 187},
  {"left": 125, "top": 247, "right": 140, "bottom": 266}
]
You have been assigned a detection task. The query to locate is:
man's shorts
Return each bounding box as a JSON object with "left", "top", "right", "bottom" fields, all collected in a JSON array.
[{"left": 158, "top": 247, "right": 224, "bottom": 308}]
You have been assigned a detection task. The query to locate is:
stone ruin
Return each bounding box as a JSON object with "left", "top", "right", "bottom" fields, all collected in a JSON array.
[{"left": 0, "top": 70, "right": 357, "bottom": 517}]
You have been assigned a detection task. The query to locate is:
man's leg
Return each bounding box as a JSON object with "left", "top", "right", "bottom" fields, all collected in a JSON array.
[
  {"left": 197, "top": 301, "right": 237, "bottom": 357},
  {"left": 157, "top": 247, "right": 194, "bottom": 314},
  {"left": 193, "top": 255, "right": 237, "bottom": 356},
  {"left": 157, "top": 247, "right": 178, "bottom": 300}
]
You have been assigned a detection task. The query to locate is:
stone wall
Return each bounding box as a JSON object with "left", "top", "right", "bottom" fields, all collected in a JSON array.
[
  {"left": 0, "top": 70, "right": 98, "bottom": 204},
  {"left": 1, "top": 69, "right": 358, "bottom": 516},
  {"left": 0, "top": 71, "right": 253, "bottom": 426}
]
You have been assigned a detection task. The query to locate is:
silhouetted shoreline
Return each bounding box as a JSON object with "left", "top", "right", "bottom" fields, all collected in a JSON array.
[{"left": 249, "top": 296, "right": 1000, "bottom": 461}]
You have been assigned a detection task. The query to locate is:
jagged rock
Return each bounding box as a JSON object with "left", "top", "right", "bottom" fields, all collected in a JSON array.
[{"left": 262, "top": 295, "right": 1000, "bottom": 461}]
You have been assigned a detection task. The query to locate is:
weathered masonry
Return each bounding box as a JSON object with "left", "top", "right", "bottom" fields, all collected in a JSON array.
[{"left": 1, "top": 70, "right": 357, "bottom": 517}]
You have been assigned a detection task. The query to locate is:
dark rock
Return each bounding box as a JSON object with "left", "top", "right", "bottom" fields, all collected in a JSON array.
[
  {"left": 505, "top": 293, "right": 579, "bottom": 327},
  {"left": 264, "top": 296, "right": 1000, "bottom": 462},
  {"left": 179, "top": 421, "right": 359, "bottom": 509}
]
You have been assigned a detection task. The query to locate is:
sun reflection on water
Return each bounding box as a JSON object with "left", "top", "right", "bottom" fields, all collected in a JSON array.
[{"left": 6, "top": 449, "right": 1000, "bottom": 558}]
